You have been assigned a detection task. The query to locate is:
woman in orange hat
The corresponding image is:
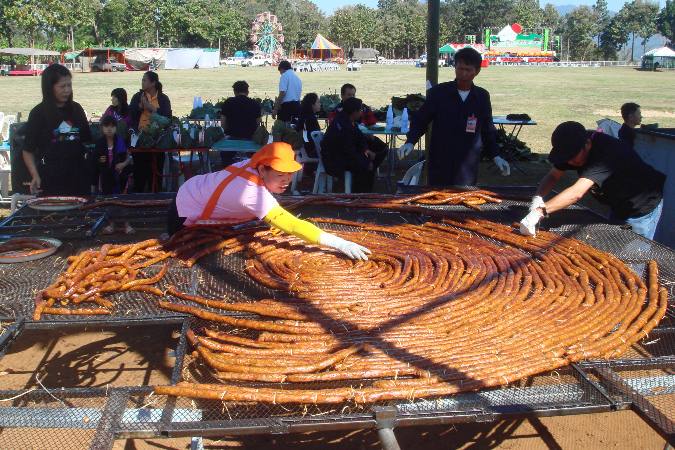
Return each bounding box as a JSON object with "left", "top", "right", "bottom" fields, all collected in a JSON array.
[{"left": 168, "top": 142, "right": 370, "bottom": 260}]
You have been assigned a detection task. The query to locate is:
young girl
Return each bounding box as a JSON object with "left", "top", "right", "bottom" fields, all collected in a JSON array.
[
  {"left": 102, "top": 88, "right": 132, "bottom": 130},
  {"left": 297, "top": 93, "right": 321, "bottom": 157},
  {"left": 169, "top": 142, "right": 370, "bottom": 260},
  {"left": 92, "top": 115, "right": 133, "bottom": 234}
]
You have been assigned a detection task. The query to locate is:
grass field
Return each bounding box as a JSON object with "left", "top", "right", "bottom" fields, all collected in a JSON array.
[{"left": 1, "top": 65, "right": 674, "bottom": 152}]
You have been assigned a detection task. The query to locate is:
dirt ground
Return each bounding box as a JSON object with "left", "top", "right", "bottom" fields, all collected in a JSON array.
[{"left": 1, "top": 325, "right": 667, "bottom": 450}]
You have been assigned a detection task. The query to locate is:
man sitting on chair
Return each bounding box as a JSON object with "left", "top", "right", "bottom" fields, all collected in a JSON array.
[
  {"left": 321, "top": 97, "right": 387, "bottom": 193},
  {"left": 219, "top": 80, "right": 262, "bottom": 166}
]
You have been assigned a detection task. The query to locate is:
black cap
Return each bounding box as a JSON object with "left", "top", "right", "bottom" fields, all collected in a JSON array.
[{"left": 548, "top": 121, "right": 588, "bottom": 167}]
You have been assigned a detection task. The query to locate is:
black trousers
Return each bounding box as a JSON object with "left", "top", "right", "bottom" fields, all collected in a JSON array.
[
  {"left": 278, "top": 101, "right": 301, "bottom": 122},
  {"left": 133, "top": 152, "right": 166, "bottom": 193},
  {"left": 166, "top": 197, "right": 186, "bottom": 236},
  {"left": 351, "top": 136, "right": 388, "bottom": 193}
]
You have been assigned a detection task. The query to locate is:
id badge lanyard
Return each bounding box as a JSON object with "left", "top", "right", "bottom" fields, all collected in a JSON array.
[{"left": 466, "top": 115, "right": 477, "bottom": 134}]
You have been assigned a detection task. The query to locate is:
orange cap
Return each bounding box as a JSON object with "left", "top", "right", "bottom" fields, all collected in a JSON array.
[{"left": 250, "top": 142, "right": 302, "bottom": 173}]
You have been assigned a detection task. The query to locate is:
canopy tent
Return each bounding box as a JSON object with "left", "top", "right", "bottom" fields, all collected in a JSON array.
[
  {"left": 642, "top": 46, "right": 675, "bottom": 69},
  {"left": 444, "top": 43, "right": 487, "bottom": 54},
  {"left": 310, "top": 34, "right": 343, "bottom": 60},
  {"left": 234, "top": 50, "right": 253, "bottom": 58},
  {"left": 644, "top": 46, "right": 675, "bottom": 57},
  {"left": 439, "top": 44, "right": 456, "bottom": 54},
  {"left": 0, "top": 48, "right": 60, "bottom": 56},
  {"left": 63, "top": 51, "right": 81, "bottom": 61},
  {"left": 165, "top": 48, "right": 220, "bottom": 69}
]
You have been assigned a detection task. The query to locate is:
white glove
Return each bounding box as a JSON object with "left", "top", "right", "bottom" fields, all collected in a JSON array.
[
  {"left": 319, "top": 232, "right": 371, "bottom": 261},
  {"left": 493, "top": 155, "right": 511, "bottom": 176},
  {"left": 519, "top": 209, "right": 544, "bottom": 237},
  {"left": 397, "top": 143, "right": 415, "bottom": 160},
  {"left": 529, "top": 195, "right": 546, "bottom": 211}
]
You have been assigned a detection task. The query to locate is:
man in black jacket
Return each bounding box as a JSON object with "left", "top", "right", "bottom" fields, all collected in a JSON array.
[
  {"left": 398, "top": 47, "right": 510, "bottom": 186},
  {"left": 321, "top": 97, "right": 387, "bottom": 193}
]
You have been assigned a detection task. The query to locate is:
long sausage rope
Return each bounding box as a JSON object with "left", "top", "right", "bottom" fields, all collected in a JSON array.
[{"left": 29, "top": 195, "right": 669, "bottom": 404}]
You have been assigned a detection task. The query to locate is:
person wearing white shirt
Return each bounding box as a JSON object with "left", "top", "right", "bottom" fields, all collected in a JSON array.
[{"left": 272, "top": 60, "right": 302, "bottom": 122}]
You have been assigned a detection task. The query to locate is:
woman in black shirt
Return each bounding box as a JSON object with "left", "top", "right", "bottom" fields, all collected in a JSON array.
[
  {"left": 297, "top": 93, "right": 321, "bottom": 157},
  {"left": 23, "top": 64, "right": 92, "bottom": 195}
]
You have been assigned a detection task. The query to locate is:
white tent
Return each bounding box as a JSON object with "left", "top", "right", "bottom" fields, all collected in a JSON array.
[
  {"left": 165, "top": 48, "right": 220, "bottom": 69},
  {"left": 196, "top": 49, "right": 219, "bottom": 68},
  {"left": 165, "top": 48, "right": 203, "bottom": 69},
  {"left": 0, "top": 48, "right": 61, "bottom": 56},
  {"left": 644, "top": 46, "right": 675, "bottom": 57},
  {"left": 124, "top": 48, "right": 167, "bottom": 70}
]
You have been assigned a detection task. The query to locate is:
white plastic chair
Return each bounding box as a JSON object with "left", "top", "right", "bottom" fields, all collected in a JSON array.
[
  {"left": 596, "top": 118, "right": 621, "bottom": 138},
  {"left": 398, "top": 160, "right": 425, "bottom": 188},
  {"left": 290, "top": 131, "right": 320, "bottom": 194},
  {"left": 310, "top": 131, "right": 352, "bottom": 194},
  {"left": 1, "top": 113, "right": 16, "bottom": 142}
]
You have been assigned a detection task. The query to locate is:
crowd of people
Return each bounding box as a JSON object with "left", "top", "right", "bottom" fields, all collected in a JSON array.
[{"left": 19, "top": 47, "right": 666, "bottom": 251}]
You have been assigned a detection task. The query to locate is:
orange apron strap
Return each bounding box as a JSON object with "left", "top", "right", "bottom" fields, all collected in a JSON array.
[{"left": 199, "top": 162, "right": 263, "bottom": 221}]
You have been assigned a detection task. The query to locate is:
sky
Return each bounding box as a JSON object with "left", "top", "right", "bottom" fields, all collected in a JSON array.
[{"left": 313, "top": 0, "right": 666, "bottom": 15}]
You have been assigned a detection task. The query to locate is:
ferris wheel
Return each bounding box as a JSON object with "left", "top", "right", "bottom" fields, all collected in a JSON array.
[{"left": 250, "top": 12, "right": 285, "bottom": 59}]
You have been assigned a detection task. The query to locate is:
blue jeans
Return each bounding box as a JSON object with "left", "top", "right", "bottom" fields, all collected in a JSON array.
[{"left": 625, "top": 200, "right": 663, "bottom": 240}]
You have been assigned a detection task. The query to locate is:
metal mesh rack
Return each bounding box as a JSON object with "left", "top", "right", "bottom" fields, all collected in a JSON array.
[
  {"left": 0, "top": 208, "right": 107, "bottom": 239},
  {"left": 0, "top": 189, "right": 673, "bottom": 448}
]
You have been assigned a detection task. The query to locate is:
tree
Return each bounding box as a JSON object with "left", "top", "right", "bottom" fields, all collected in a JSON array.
[
  {"left": 3, "top": 0, "right": 57, "bottom": 47},
  {"left": 561, "top": 6, "right": 598, "bottom": 60},
  {"left": 599, "top": 14, "right": 629, "bottom": 59},
  {"left": 617, "top": 0, "right": 660, "bottom": 61},
  {"left": 657, "top": 0, "right": 675, "bottom": 45},
  {"left": 458, "top": 0, "right": 515, "bottom": 43},
  {"left": 51, "top": 0, "right": 100, "bottom": 50},
  {"left": 99, "top": 0, "right": 155, "bottom": 46},
  {"left": 512, "top": 0, "right": 543, "bottom": 30},
  {"left": 440, "top": 0, "right": 466, "bottom": 44},
  {"left": 593, "top": 0, "right": 611, "bottom": 46},
  {"left": 541, "top": 4, "right": 560, "bottom": 30}
]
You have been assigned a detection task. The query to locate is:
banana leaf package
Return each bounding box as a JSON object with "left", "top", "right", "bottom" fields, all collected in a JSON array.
[
  {"left": 272, "top": 119, "right": 303, "bottom": 150},
  {"left": 204, "top": 126, "right": 225, "bottom": 147},
  {"left": 136, "top": 113, "right": 173, "bottom": 148},
  {"left": 179, "top": 123, "right": 201, "bottom": 149},
  {"left": 189, "top": 102, "right": 220, "bottom": 120}
]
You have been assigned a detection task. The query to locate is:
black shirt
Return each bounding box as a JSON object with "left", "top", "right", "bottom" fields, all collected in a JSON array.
[
  {"left": 24, "top": 102, "right": 91, "bottom": 158},
  {"left": 297, "top": 110, "right": 320, "bottom": 157},
  {"left": 618, "top": 123, "right": 636, "bottom": 151},
  {"left": 554, "top": 132, "right": 664, "bottom": 219},
  {"left": 220, "top": 95, "right": 261, "bottom": 140},
  {"left": 321, "top": 112, "right": 369, "bottom": 176}
]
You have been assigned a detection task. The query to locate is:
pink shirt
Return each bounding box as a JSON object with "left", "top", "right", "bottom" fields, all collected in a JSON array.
[{"left": 176, "top": 160, "right": 278, "bottom": 226}]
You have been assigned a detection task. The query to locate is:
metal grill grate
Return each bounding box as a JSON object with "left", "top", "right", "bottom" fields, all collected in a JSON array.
[{"left": 0, "top": 190, "right": 673, "bottom": 445}]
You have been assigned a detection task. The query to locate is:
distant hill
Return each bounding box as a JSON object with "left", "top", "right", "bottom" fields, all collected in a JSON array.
[
  {"left": 555, "top": 4, "right": 577, "bottom": 15},
  {"left": 553, "top": 5, "right": 667, "bottom": 59}
]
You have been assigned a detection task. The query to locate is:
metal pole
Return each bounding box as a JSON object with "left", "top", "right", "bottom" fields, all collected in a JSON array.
[
  {"left": 423, "top": 0, "right": 440, "bottom": 184},
  {"left": 425, "top": 0, "right": 440, "bottom": 88},
  {"left": 378, "top": 428, "right": 401, "bottom": 450}
]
